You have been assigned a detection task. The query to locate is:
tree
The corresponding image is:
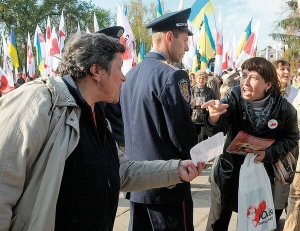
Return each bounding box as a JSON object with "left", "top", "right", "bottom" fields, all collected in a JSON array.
[
  {"left": 269, "top": 0, "right": 300, "bottom": 72},
  {"left": 0, "top": 0, "right": 112, "bottom": 73}
]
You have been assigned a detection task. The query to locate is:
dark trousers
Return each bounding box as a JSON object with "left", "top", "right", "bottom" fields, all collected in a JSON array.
[
  {"left": 128, "top": 198, "right": 194, "bottom": 231},
  {"left": 211, "top": 207, "right": 232, "bottom": 231}
]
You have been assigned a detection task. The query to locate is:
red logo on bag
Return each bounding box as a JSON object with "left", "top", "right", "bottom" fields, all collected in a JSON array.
[{"left": 247, "top": 200, "right": 266, "bottom": 227}]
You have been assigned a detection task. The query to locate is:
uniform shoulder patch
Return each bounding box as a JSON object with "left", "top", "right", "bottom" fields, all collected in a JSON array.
[{"left": 178, "top": 79, "right": 190, "bottom": 102}]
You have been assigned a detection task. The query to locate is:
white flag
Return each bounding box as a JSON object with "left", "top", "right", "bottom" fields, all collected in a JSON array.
[
  {"left": 117, "top": 4, "right": 137, "bottom": 75},
  {"left": 76, "top": 22, "right": 81, "bottom": 35},
  {"left": 1, "top": 33, "right": 14, "bottom": 86},
  {"left": 59, "top": 10, "right": 66, "bottom": 54},
  {"left": 27, "top": 32, "right": 35, "bottom": 77},
  {"left": 94, "top": 12, "right": 100, "bottom": 32}
]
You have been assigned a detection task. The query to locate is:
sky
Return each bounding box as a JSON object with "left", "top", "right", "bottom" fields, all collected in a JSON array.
[{"left": 92, "top": 0, "right": 286, "bottom": 50}]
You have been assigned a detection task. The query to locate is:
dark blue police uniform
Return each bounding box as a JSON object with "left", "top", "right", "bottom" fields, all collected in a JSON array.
[{"left": 120, "top": 8, "right": 198, "bottom": 231}]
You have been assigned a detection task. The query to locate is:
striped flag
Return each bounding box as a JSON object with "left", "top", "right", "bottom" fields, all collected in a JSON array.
[
  {"left": 8, "top": 28, "right": 19, "bottom": 68},
  {"left": 236, "top": 18, "right": 252, "bottom": 57},
  {"left": 235, "top": 20, "right": 260, "bottom": 68},
  {"left": 189, "top": 0, "right": 214, "bottom": 28},
  {"left": 137, "top": 42, "right": 146, "bottom": 63},
  {"left": 34, "top": 25, "right": 45, "bottom": 73},
  {"left": 198, "top": 14, "right": 215, "bottom": 70},
  {"left": 2, "top": 33, "right": 14, "bottom": 86},
  {"left": 157, "top": 0, "right": 163, "bottom": 18}
]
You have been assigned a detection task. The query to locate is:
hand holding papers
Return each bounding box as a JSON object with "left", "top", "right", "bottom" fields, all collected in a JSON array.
[{"left": 190, "top": 132, "right": 225, "bottom": 165}]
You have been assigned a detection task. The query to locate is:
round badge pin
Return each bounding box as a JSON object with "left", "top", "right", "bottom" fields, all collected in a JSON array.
[{"left": 268, "top": 119, "right": 278, "bottom": 129}]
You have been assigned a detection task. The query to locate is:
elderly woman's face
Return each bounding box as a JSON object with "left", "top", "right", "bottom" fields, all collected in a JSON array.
[
  {"left": 101, "top": 53, "right": 125, "bottom": 103},
  {"left": 240, "top": 69, "right": 271, "bottom": 101}
]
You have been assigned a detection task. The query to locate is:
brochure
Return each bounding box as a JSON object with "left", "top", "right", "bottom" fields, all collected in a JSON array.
[{"left": 226, "top": 131, "right": 275, "bottom": 155}]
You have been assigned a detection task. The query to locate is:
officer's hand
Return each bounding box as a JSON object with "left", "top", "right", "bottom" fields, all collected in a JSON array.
[
  {"left": 201, "top": 100, "right": 229, "bottom": 124},
  {"left": 177, "top": 160, "right": 206, "bottom": 182}
]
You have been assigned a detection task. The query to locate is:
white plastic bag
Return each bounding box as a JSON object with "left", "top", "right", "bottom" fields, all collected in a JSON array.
[{"left": 237, "top": 154, "right": 276, "bottom": 231}]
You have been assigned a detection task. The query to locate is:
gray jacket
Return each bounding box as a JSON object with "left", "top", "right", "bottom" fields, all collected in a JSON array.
[{"left": 0, "top": 76, "right": 182, "bottom": 231}]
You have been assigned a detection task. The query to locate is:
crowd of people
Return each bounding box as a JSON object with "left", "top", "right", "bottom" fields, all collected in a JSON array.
[{"left": 0, "top": 7, "right": 299, "bottom": 231}]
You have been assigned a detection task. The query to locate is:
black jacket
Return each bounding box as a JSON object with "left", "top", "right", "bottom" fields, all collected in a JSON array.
[{"left": 205, "top": 86, "right": 299, "bottom": 212}]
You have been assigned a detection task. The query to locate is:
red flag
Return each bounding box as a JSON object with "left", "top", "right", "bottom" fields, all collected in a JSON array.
[
  {"left": 215, "top": 11, "right": 223, "bottom": 74},
  {"left": 0, "top": 67, "right": 14, "bottom": 94}
]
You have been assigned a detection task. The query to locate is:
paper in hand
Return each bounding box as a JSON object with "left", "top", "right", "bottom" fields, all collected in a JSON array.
[{"left": 190, "top": 132, "right": 225, "bottom": 165}]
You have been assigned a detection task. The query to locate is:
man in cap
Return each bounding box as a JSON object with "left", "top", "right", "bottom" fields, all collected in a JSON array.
[
  {"left": 96, "top": 26, "right": 125, "bottom": 148},
  {"left": 120, "top": 9, "right": 199, "bottom": 230}
]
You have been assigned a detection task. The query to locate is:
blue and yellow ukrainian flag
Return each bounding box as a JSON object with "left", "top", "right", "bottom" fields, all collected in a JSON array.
[
  {"left": 192, "top": 42, "right": 199, "bottom": 73},
  {"left": 198, "top": 14, "right": 215, "bottom": 70},
  {"left": 8, "top": 28, "right": 19, "bottom": 68},
  {"left": 35, "top": 31, "right": 44, "bottom": 73},
  {"left": 156, "top": 0, "right": 163, "bottom": 18},
  {"left": 189, "top": 0, "right": 215, "bottom": 28},
  {"left": 236, "top": 18, "right": 252, "bottom": 57},
  {"left": 137, "top": 42, "right": 146, "bottom": 63}
]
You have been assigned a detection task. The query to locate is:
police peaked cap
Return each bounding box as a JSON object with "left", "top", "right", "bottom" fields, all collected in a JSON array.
[
  {"left": 96, "top": 26, "right": 124, "bottom": 39},
  {"left": 145, "top": 8, "right": 193, "bottom": 36}
]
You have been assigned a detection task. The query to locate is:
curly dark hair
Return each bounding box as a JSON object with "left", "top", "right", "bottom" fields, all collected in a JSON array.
[
  {"left": 59, "top": 32, "right": 125, "bottom": 80},
  {"left": 241, "top": 57, "right": 281, "bottom": 97}
]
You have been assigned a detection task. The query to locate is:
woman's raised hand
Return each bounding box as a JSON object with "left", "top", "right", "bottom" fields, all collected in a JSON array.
[{"left": 201, "top": 100, "right": 229, "bottom": 124}]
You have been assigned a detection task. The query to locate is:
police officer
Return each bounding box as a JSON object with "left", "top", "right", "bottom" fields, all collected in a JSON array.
[{"left": 120, "top": 9, "right": 198, "bottom": 231}]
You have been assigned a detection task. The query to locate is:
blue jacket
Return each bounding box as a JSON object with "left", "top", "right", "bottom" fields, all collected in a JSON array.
[{"left": 120, "top": 52, "right": 198, "bottom": 204}]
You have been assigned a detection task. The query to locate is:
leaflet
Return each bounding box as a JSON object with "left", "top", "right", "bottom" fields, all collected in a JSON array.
[{"left": 190, "top": 132, "right": 225, "bottom": 165}]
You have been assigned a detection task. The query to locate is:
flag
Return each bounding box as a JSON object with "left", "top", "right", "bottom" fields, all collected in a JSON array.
[
  {"left": 137, "top": 42, "right": 146, "bottom": 63},
  {"left": 124, "top": 5, "right": 128, "bottom": 16},
  {"left": 34, "top": 26, "right": 45, "bottom": 73},
  {"left": 45, "top": 16, "right": 51, "bottom": 74},
  {"left": 182, "top": 24, "right": 198, "bottom": 71},
  {"left": 59, "top": 10, "right": 66, "bottom": 54},
  {"left": 214, "top": 11, "right": 223, "bottom": 75},
  {"left": 49, "top": 26, "right": 60, "bottom": 76},
  {"left": 117, "top": 4, "right": 137, "bottom": 75},
  {"left": 222, "top": 36, "right": 229, "bottom": 71},
  {"left": 189, "top": 0, "right": 214, "bottom": 28},
  {"left": 2, "top": 33, "right": 14, "bottom": 86},
  {"left": 235, "top": 20, "right": 260, "bottom": 68},
  {"left": 8, "top": 28, "right": 19, "bottom": 68},
  {"left": 22, "top": 66, "right": 26, "bottom": 80},
  {"left": 94, "top": 12, "right": 100, "bottom": 32},
  {"left": 86, "top": 27, "right": 91, "bottom": 34},
  {"left": 198, "top": 14, "right": 215, "bottom": 70},
  {"left": 236, "top": 18, "right": 252, "bottom": 57},
  {"left": 192, "top": 42, "right": 199, "bottom": 73},
  {"left": 178, "top": 0, "right": 184, "bottom": 11},
  {"left": 0, "top": 67, "right": 14, "bottom": 94},
  {"left": 76, "top": 22, "right": 81, "bottom": 34},
  {"left": 157, "top": 0, "right": 163, "bottom": 18},
  {"left": 27, "top": 32, "right": 35, "bottom": 77}
]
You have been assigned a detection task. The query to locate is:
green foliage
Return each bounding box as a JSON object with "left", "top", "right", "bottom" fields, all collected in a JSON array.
[
  {"left": 269, "top": 0, "right": 300, "bottom": 71},
  {"left": 0, "top": 0, "right": 112, "bottom": 72}
]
